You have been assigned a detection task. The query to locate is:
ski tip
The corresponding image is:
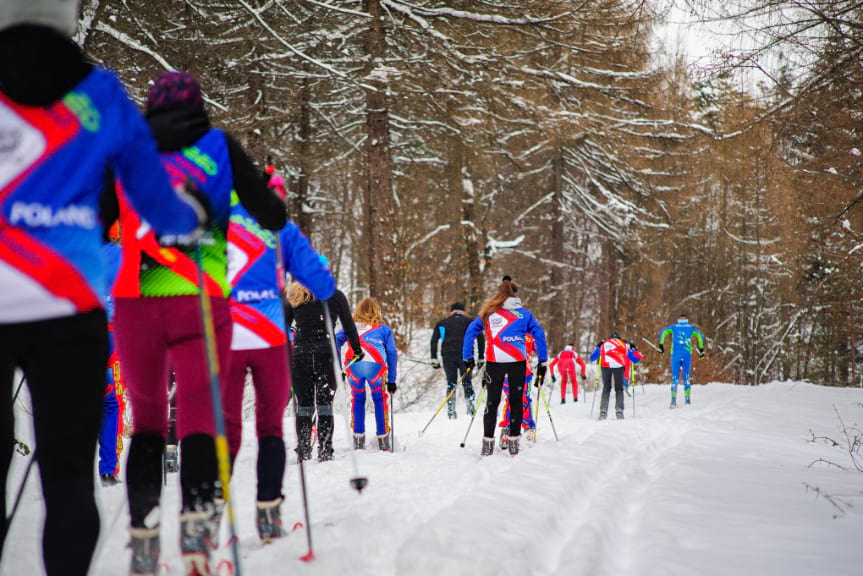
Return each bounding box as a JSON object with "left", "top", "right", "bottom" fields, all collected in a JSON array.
[
  {"left": 300, "top": 551, "right": 316, "bottom": 562},
  {"left": 291, "top": 521, "right": 304, "bottom": 532},
  {"left": 216, "top": 559, "right": 234, "bottom": 576}
]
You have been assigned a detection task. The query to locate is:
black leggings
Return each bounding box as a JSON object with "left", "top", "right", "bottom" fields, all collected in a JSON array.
[
  {"left": 483, "top": 361, "right": 526, "bottom": 438},
  {"left": 291, "top": 343, "right": 337, "bottom": 456},
  {"left": 1, "top": 311, "right": 108, "bottom": 576}
]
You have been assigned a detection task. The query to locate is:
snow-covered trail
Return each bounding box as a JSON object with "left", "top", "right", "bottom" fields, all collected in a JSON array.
[{"left": 4, "top": 382, "right": 862, "bottom": 576}]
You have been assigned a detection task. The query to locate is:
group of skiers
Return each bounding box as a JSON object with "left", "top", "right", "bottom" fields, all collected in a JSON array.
[
  {"left": 429, "top": 296, "right": 707, "bottom": 449},
  {"left": 0, "top": 4, "right": 710, "bottom": 576},
  {"left": 0, "top": 3, "right": 375, "bottom": 575}
]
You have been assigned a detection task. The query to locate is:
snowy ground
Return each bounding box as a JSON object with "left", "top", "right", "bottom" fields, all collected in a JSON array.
[{"left": 4, "top": 380, "right": 863, "bottom": 576}]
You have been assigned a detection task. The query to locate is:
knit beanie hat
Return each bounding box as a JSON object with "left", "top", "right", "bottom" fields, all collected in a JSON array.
[
  {"left": 450, "top": 302, "right": 465, "bottom": 312},
  {"left": 0, "top": 0, "right": 79, "bottom": 36},
  {"left": 146, "top": 71, "right": 204, "bottom": 113}
]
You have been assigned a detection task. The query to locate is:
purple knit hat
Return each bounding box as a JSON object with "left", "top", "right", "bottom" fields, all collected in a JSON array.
[{"left": 146, "top": 71, "right": 204, "bottom": 112}]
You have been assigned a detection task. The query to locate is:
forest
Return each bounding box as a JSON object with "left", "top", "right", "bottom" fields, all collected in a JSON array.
[{"left": 76, "top": 0, "right": 863, "bottom": 386}]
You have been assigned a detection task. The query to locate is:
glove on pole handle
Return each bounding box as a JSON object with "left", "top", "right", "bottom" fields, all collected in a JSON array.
[
  {"left": 321, "top": 302, "right": 368, "bottom": 493},
  {"left": 419, "top": 367, "right": 470, "bottom": 436},
  {"left": 194, "top": 244, "right": 242, "bottom": 576}
]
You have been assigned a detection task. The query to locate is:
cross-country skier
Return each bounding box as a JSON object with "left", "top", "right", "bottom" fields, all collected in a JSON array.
[
  {"left": 430, "top": 302, "right": 484, "bottom": 419},
  {"left": 337, "top": 297, "right": 398, "bottom": 451},
  {"left": 111, "top": 70, "right": 287, "bottom": 576},
  {"left": 589, "top": 333, "right": 642, "bottom": 420},
  {"left": 286, "top": 277, "right": 362, "bottom": 462},
  {"left": 658, "top": 314, "right": 705, "bottom": 408},
  {"left": 463, "top": 276, "right": 548, "bottom": 457},
  {"left": 498, "top": 334, "right": 537, "bottom": 449},
  {"left": 549, "top": 344, "right": 586, "bottom": 403},
  {"left": 223, "top": 173, "right": 334, "bottom": 542},
  {"left": 0, "top": 4, "right": 207, "bottom": 574},
  {"left": 99, "top": 238, "right": 126, "bottom": 487}
]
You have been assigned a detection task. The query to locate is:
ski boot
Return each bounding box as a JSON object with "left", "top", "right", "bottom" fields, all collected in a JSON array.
[
  {"left": 598, "top": 411, "right": 607, "bottom": 420},
  {"left": 256, "top": 498, "right": 284, "bottom": 543},
  {"left": 377, "top": 434, "right": 392, "bottom": 452},
  {"left": 685, "top": 398, "right": 691, "bottom": 406},
  {"left": 508, "top": 434, "right": 520, "bottom": 456},
  {"left": 616, "top": 411, "right": 624, "bottom": 420},
  {"left": 179, "top": 512, "right": 211, "bottom": 576},
  {"left": 560, "top": 398, "right": 566, "bottom": 405},
  {"left": 100, "top": 473, "right": 121, "bottom": 487},
  {"left": 164, "top": 445, "right": 179, "bottom": 473},
  {"left": 353, "top": 433, "right": 365, "bottom": 450},
  {"left": 129, "top": 526, "right": 160, "bottom": 576},
  {"left": 670, "top": 400, "right": 678, "bottom": 409},
  {"left": 481, "top": 437, "right": 494, "bottom": 457},
  {"left": 498, "top": 428, "right": 509, "bottom": 451},
  {"left": 574, "top": 397, "right": 578, "bottom": 403}
]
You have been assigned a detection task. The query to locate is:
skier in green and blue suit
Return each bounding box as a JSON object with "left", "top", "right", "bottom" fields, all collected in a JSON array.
[{"left": 658, "top": 314, "right": 705, "bottom": 407}]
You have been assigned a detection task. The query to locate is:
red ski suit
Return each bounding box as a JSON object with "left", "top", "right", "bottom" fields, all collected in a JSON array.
[{"left": 550, "top": 347, "right": 586, "bottom": 401}]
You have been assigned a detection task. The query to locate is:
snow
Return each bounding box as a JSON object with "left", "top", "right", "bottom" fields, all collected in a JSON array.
[{"left": 4, "top": 381, "right": 863, "bottom": 575}]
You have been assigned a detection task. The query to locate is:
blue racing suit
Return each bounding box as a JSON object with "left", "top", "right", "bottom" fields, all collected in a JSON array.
[
  {"left": 337, "top": 323, "right": 397, "bottom": 436},
  {"left": 658, "top": 319, "right": 704, "bottom": 405}
]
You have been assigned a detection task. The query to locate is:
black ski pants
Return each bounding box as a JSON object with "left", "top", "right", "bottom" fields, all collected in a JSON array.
[
  {"left": 291, "top": 341, "right": 337, "bottom": 460},
  {"left": 442, "top": 352, "right": 475, "bottom": 416},
  {"left": 483, "top": 361, "right": 526, "bottom": 438},
  {"left": 599, "top": 366, "right": 625, "bottom": 416},
  {"left": 0, "top": 310, "right": 108, "bottom": 576}
]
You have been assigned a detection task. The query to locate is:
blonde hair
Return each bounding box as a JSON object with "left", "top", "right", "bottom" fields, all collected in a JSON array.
[
  {"left": 354, "top": 297, "right": 384, "bottom": 325},
  {"left": 287, "top": 281, "right": 313, "bottom": 308},
  {"left": 479, "top": 279, "right": 517, "bottom": 323}
]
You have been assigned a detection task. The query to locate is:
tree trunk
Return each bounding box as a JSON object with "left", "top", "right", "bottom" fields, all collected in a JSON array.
[
  {"left": 291, "top": 71, "right": 313, "bottom": 234},
  {"left": 363, "top": 0, "right": 396, "bottom": 311}
]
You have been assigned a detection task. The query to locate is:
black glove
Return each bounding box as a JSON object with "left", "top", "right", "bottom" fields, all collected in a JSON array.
[
  {"left": 698, "top": 348, "right": 705, "bottom": 359},
  {"left": 630, "top": 342, "right": 638, "bottom": 351},
  {"left": 476, "top": 359, "right": 485, "bottom": 371},
  {"left": 464, "top": 358, "right": 476, "bottom": 372},
  {"left": 658, "top": 344, "right": 665, "bottom": 356},
  {"left": 431, "top": 359, "right": 441, "bottom": 370},
  {"left": 352, "top": 348, "right": 365, "bottom": 363},
  {"left": 535, "top": 362, "right": 547, "bottom": 386},
  {"left": 551, "top": 375, "right": 557, "bottom": 384},
  {"left": 387, "top": 382, "right": 397, "bottom": 394}
]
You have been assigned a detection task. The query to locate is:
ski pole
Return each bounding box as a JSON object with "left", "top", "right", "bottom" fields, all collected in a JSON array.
[
  {"left": 632, "top": 364, "right": 636, "bottom": 419},
  {"left": 193, "top": 244, "right": 242, "bottom": 576},
  {"left": 389, "top": 390, "right": 395, "bottom": 453},
  {"left": 290, "top": 387, "right": 315, "bottom": 561},
  {"left": 540, "top": 388, "right": 559, "bottom": 441},
  {"left": 459, "top": 383, "right": 486, "bottom": 448},
  {"left": 321, "top": 302, "right": 368, "bottom": 493},
  {"left": 12, "top": 374, "right": 25, "bottom": 403},
  {"left": 4, "top": 448, "right": 36, "bottom": 535},
  {"left": 418, "top": 367, "right": 471, "bottom": 437},
  {"left": 404, "top": 357, "right": 435, "bottom": 366},
  {"left": 590, "top": 364, "right": 599, "bottom": 417}
]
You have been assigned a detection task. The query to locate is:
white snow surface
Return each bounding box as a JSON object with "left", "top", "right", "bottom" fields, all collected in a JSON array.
[{"left": 3, "top": 381, "right": 863, "bottom": 575}]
